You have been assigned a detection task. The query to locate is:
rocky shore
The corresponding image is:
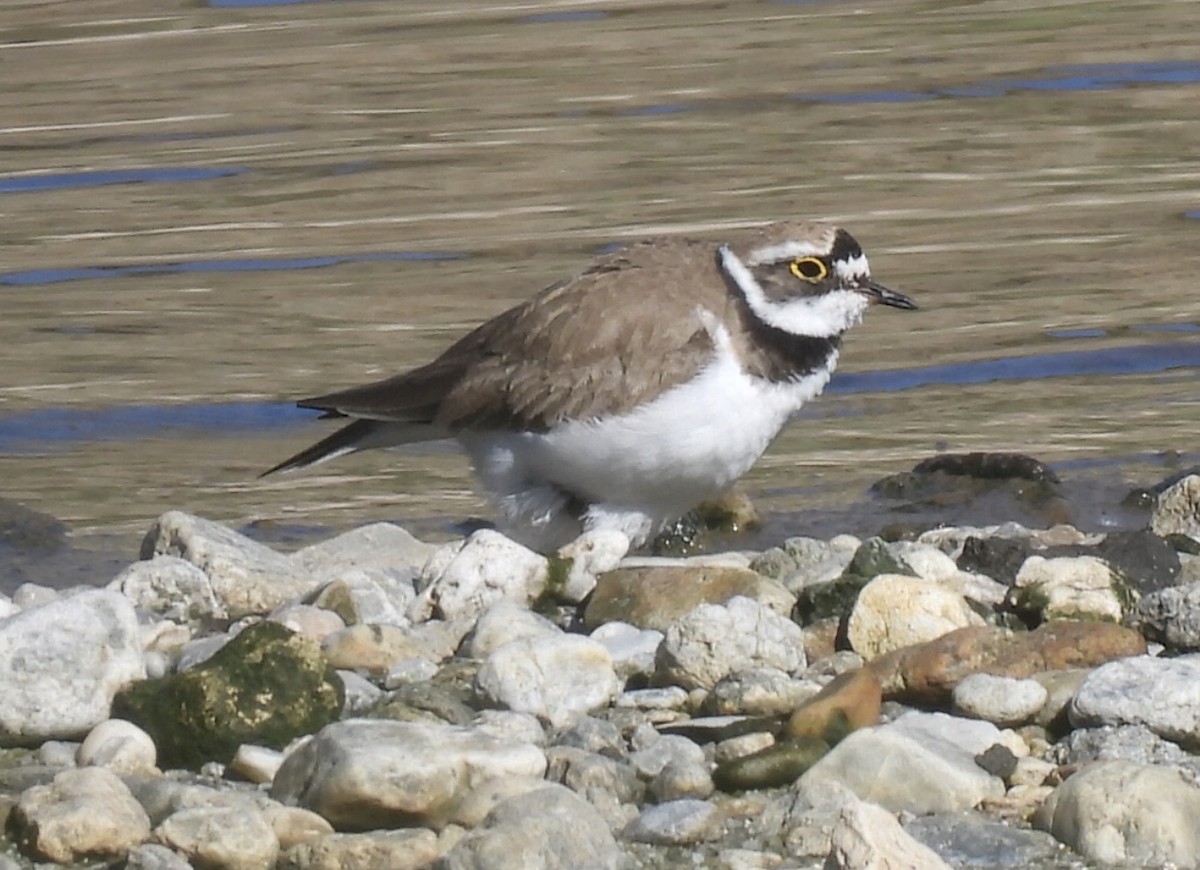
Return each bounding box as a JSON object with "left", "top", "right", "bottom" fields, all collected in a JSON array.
[{"left": 3, "top": 462, "right": 1200, "bottom": 869}]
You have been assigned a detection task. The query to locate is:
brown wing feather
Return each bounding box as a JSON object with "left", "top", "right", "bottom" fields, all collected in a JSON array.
[{"left": 302, "top": 237, "right": 733, "bottom": 432}]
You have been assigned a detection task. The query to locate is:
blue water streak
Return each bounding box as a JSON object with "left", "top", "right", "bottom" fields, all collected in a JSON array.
[
  {"left": 0, "top": 250, "right": 468, "bottom": 287},
  {"left": 0, "top": 167, "right": 246, "bottom": 194},
  {"left": 0, "top": 402, "right": 311, "bottom": 454},
  {"left": 830, "top": 341, "right": 1200, "bottom": 394}
]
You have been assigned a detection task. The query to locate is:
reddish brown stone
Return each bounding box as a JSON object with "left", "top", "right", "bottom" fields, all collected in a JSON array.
[
  {"left": 785, "top": 667, "right": 882, "bottom": 744},
  {"left": 867, "top": 621, "right": 1146, "bottom": 706}
]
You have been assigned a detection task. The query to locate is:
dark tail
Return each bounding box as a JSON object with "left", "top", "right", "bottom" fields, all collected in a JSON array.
[{"left": 260, "top": 418, "right": 382, "bottom": 477}]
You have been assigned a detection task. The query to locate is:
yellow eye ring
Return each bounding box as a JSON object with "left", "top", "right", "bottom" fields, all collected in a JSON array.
[{"left": 789, "top": 257, "right": 828, "bottom": 283}]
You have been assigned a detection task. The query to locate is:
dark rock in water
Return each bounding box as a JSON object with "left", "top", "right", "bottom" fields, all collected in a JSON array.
[
  {"left": 956, "top": 536, "right": 1032, "bottom": 587},
  {"left": 113, "top": 622, "right": 343, "bottom": 770},
  {"left": 903, "top": 812, "right": 1063, "bottom": 867},
  {"left": 911, "top": 453, "right": 1060, "bottom": 484},
  {"left": 1122, "top": 465, "right": 1200, "bottom": 509},
  {"left": 0, "top": 497, "right": 66, "bottom": 554},
  {"left": 872, "top": 452, "right": 1069, "bottom": 529},
  {"left": 712, "top": 737, "right": 829, "bottom": 792}
]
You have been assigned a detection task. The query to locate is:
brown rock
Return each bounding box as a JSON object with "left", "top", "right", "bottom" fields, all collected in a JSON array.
[
  {"left": 802, "top": 618, "right": 841, "bottom": 664},
  {"left": 785, "top": 668, "right": 882, "bottom": 744},
  {"left": 583, "top": 565, "right": 792, "bottom": 632},
  {"left": 868, "top": 621, "right": 1146, "bottom": 706}
]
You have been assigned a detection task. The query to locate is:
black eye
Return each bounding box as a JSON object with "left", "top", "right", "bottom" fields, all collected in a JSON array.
[{"left": 789, "top": 257, "right": 828, "bottom": 282}]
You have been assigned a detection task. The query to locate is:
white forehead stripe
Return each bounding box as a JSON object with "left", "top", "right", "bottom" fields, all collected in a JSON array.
[
  {"left": 835, "top": 253, "right": 871, "bottom": 283},
  {"left": 745, "top": 240, "right": 829, "bottom": 266}
]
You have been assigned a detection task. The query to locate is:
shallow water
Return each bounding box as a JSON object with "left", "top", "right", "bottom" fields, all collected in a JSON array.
[{"left": 1, "top": 0, "right": 1198, "bottom": 587}]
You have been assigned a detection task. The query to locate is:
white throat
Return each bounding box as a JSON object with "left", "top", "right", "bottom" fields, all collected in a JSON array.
[{"left": 718, "top": 245, "right": 869, "bottom": 338}]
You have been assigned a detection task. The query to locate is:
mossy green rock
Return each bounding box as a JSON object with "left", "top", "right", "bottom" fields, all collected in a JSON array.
[{"left": 113, "top": 621, "right": 343, "bottom": 770}]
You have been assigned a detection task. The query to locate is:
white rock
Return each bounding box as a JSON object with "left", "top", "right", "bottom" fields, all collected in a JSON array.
[
  {"left": 383, "top": 657, "right": 439, "bottom": 687},
  {"left": 77, "top": 719, "right": 158, "bottom": 774},
  {"left": 774, "top": 535, "right": 859, "bottom": 591},
  {"left": 470, "top": 710, "right": 547, "bottom": 747},
  {"left": 617, "top": 686, "right": 689, "bottom": 710},
  {"left": 261, "top": 803, "right": 334, "bottom": 851},
  {"left": 707, "top": 667, "right": 820, "bottom": 716},
  {"left": 1013, "top": 555, "right": 1123, "bottom": 621},
  {"left": 154, "top": 804, "right": 279, "bottom": 870},
  {"left": 124, "top": 843, "right": 194, "bottom": 870},
  {"left": 175, "top": 632, "right": 234, "bottom": 671},
  {"left": 467, "top": 599, "right": 559, "bottom": 659},
  {"left": 267, "top": 603, "right": 345, "bottom": 642},
  {"left": 1010, "top": 756, "right": 1056, "bottom": 788},
  {"left": 141, "top": 511, "right": 317, "bottom": 619},
  {"left": 338, "top": 670, "right": 385, "bottom": 716},
  {"left": 953, "top": 673, "right": 1049, "bottom": 726},
  {"left": 917, "top": 523, "right": 1035, "bottom": 558},
  {"left": 13, "top": 582, "right": 58, "bottom": 608},
  {"left": 886, "top": 542, "right": 959, "bottom": 581},
  {"left": 797, "top": 713, "right": 1005, "bottom": 814},
  {"left": 289, "top": 522, "right": 433, "bottom": 582},
  {"left": 108, "top": 556, "right": 222, "bottom": 625},
  {"left": 277, "top": 829, "right": 438, "bottom": 869},
  {"left": 656, "top": 596, "right": 806, "bottom": 691},
  {"left": 554, "top": 529, "right": 630, "bottom": 602},
  {"left": 1034, "top": 759, "right": 1200, "bottom": 865},
  {"left": 1137, "top": 581, "right": 1200, "bottom": 651},
  {"left": 1152, "top": 474, "right": 1200, "bottom": 541},
  {"left": 890, "top": 710, "right": 1008, "bottom": 757},
  {"left": 447, "top": 775, "right": 556, "bottom": 829},
  {"left": 889, "top": 542, "right": 1008, "bottom": 606},
  {"left": 270, "top": 719, "right": 547, "bottom": 829},
  {"left": 1070, "top": 654, "right": 1200, "bottom": 744},
  {"left": 846, "top": 574, "right": 984, "bottom": 660},
  {"left": 314, "top": 571, "right": 416, "bottom": 628},
  {"left": 629, "top": 734, "right": 707, "bottom": 780},
  {"left": 475, "top": 633, "right": 621, "bottom": 728},
  {"left": 0, "top": 592, "right": 17, "bottom": 619},
  {"left": 412, "top": 530, "right": 549, "bottom": 622},
  {"left": 0, "top": 589, "right": 145, "bottom": 744},
  {"left": 38, "top": 740, "right": 79, "bottom": 767},
  {"left": 624, "top": 798, "right": 724, "bottom": 845},
  {"left": 651, "top": 758, "right": 715, "bottom": 802},
  {"left": 715, "top": 731, "right": 776, "bottom": 764},
  {"left": 13, "top": 767, "right": 152, "bottom": 864},
  {"left": 230, "top": 744, "right": 286, "bottom": 784},
  {"left": 825, "top": 798, "right": 951, "bottom": 870},
  {"left": 441, "top": 782, "right": 623, "bottom": 869},
  {"left": 589, "top": 621, "right": 663, "bottom": 681},
  {"left": 140, "top": 620, "right": 192, "bottom": 656}
]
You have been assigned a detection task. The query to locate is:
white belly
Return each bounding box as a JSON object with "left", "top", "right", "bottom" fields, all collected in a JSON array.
[{"left": 461, "top": 343, "right": 838, "bottom": 547}]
